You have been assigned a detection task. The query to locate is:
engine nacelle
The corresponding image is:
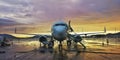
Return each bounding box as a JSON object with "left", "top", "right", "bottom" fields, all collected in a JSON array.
[
  {"left": 73, "top": 35, "right": 82, "bottom": 42},
  {"left": 39, "top": 36, "right": 48, "bottom": 45}
]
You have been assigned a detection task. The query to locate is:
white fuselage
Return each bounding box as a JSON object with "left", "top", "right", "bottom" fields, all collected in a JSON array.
[{"left": 51, "top": 21, "right": 68, "bottom": 41}]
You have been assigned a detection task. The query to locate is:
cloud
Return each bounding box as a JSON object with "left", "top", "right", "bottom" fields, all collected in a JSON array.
[
  {"left": 27, "top": 0, "right": 120, "bottom": 20},
  {"left": 0, "top": 0, "right": 34, "bottom": 24},
  {"left": 0, "top": 0, "right": 120, "bottom": 33},
  {"left": 0, "top": 0, "right": 120, "bottom": 24},
  {"left": 0, "top": 18, "right": 21, "bottom": 26}
]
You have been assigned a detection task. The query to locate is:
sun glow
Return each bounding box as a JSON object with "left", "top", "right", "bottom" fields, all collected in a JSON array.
[{"left": 11, "top": 34, "right": 34, "bottom": 38}]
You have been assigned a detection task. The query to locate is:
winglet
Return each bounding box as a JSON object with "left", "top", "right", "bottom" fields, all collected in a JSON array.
[{"left": 15, "top": 27, "right": 17, "bottom": 34}]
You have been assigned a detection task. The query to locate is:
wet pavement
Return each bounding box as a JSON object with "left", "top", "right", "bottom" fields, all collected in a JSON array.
[{"left": 0, "top": 39, "right": 120, "bottom": 60}]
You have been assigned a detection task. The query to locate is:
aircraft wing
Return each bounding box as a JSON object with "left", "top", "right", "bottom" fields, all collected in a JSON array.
[
  {"left": 14, "top": 28, "right": 52, "bottom": 45},
  {"left": 68, "top": 20, "right": 106, "bottom": 36},
  {"left": 14, "top": 33, "right": 52, "bottom": 38},
  {"left": 14, "top": 27, "right": 51, "bottom": 37},
  {"left": 71, "top": 31, "right": 105, "bottom": 36},
  {"left": 70, "top": 27, "right": 106, "bottom": 36}
]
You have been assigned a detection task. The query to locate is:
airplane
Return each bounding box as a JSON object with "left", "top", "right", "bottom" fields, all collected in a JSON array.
[
  {"left": 0, "top": 35, "right": 11, "bottom": 47},
  {"left": 14, "top": 20, "right": 106, "bottom": 50}
]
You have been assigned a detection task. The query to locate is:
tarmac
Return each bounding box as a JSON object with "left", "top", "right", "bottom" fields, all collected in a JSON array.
[{"left": 0, "top": 38, "right": 120, "bottom": 60}]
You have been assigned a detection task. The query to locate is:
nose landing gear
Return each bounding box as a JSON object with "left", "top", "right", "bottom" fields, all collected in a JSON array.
[{"left": 58, "top": 41, "right": 63, "bottom": 51}]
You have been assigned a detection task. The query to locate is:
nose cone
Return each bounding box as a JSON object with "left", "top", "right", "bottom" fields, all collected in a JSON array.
[{"left": 52, "top": 26, "right": 67, "bottom": 41}]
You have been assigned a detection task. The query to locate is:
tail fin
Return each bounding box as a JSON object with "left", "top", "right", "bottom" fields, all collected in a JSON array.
[{"left": 68, "top": 20, "right": 74, "bottom": 32}]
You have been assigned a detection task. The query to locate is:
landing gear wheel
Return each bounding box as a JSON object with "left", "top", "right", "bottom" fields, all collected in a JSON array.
[
  {"left": 67, "top": 40, "right": 71, "bottom": 47},
  {"left": 59, "top": 44, "right": 62, "bottom": 51}
]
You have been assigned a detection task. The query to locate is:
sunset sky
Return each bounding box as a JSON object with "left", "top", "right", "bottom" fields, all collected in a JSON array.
[{"left": 0, "top": 0, "right": 120, "bottom": 34}]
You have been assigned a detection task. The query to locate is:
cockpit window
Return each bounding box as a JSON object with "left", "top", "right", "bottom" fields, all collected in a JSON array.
[{"left": 55, "top": 24, "right": 66, "bottom": 26}]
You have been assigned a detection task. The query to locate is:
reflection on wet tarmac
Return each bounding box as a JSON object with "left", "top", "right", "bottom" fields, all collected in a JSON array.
[
  {"left": 38, "top": 43, "right": 86, "bottom": 60},
  {"left": 0, "top": 38, "right": 120, "bottom": 60}
]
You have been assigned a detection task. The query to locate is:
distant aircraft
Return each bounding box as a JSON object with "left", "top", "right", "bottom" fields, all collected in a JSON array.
[
  {"left": 14, "top": 20, "right": 106, "bottom": 49},
  {"left": 0, "top": 36, "right": 11, "bottom": 46}
]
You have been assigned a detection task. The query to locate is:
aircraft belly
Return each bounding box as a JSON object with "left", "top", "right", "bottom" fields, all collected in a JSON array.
[{"left": 53, "top": 34, "right": 66, "bottom": 41}]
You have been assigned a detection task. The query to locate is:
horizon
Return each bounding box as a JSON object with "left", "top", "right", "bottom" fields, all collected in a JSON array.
[{"left": 0, "top": 30, "right": 119, "bottom": 38}]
